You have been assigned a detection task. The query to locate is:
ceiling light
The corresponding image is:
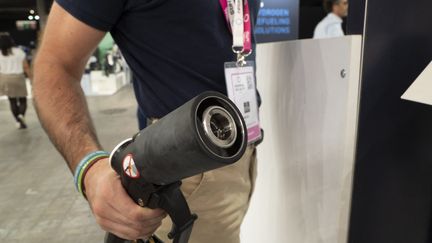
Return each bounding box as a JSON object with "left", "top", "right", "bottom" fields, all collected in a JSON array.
[
  {"left": 28, "top": 15, "right": 34, "bottom": 20},
  {"left": 35, "top": 15, "right": 40, "bottom": 20},
  {"left": 30, "top": 10, "right": 35, "bottom": 14}
]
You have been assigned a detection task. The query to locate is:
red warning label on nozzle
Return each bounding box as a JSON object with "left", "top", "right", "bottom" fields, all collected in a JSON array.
[{"left": 122, "top": 154, "right": 140, "bottom": 178}]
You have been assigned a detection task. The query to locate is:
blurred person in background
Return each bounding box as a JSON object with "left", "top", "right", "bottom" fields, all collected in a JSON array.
[
  {"left": 0, "top": 33, "right": 32, "bottom": 129},
  {"left": 313, "top": 0, "right": 349, "bottom": 39}
]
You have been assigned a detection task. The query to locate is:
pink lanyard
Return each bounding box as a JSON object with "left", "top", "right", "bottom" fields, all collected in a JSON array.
[{"left": 219, "top": 0, "right": 252, "bottom": 55}]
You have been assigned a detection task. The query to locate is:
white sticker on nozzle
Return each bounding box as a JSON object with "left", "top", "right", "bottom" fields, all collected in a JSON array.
[{"left": 123, "top": 154, "right": 140, "bottom": 179}]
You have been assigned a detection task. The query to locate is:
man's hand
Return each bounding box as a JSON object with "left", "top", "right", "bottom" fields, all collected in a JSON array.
[{"left": 84, "top": 158, "right": 166, "bottom": 240}]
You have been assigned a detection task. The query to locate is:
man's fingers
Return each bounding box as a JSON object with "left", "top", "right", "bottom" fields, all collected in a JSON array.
[
  {"left": 129, "top": 207, "right": 166, "bottom": 222},
  {"left": 84, "top": 162, "right": 166, "bottom": 239},
  {"left": 98, "top": 202, "right": 144, "bottom": 229},
  {"left": 108, "top": 180, "right": 166, "bottom": 222},
  {"left": 97, "top": 216, "right": 156, "bottom": 240},
  {"left": 104, "top": 201, "right": 166, "bottom": 229}
]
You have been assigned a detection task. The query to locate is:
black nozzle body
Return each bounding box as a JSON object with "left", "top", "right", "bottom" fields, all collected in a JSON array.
[{"left": 110, "top": 91, "right": 247, "bottom": 185}]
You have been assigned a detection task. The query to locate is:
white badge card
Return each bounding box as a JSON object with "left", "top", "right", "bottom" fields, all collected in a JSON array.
[{"left": 224, "top": 62, "right": 262, "bottom": 144}]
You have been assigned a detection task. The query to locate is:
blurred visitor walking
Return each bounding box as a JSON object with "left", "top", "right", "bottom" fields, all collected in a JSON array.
[
  {"left": 0, "top": 32, "right": 32, "bottom": 129},
  {"left": 314, "top": 0, "right": 349, "bottom": 39}
]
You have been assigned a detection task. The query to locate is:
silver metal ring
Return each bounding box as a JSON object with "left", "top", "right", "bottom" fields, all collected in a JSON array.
[
  {"left": 109, "top": 138, "right": 133, "bottom": 167},
  {"left": 195, "top": 96, "right": 246, "bottom": 159},
  {"left": 202, "top": 106, "right": 237, "bottom": 148},
  {"left": 232, "top": 46, "right": 244, "bottom": 54},
  {"left": 242, "top": 49, "right": 253, "bottom": 57}
]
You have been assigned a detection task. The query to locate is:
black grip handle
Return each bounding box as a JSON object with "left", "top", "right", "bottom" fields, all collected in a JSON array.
[{"left": 106, "top": 141, "right": 162, "bottom": 243}]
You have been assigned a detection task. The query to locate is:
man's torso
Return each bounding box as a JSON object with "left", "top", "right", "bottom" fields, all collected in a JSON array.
[{"left": 111, "top": 0, "right": 259, "bottom": 117}]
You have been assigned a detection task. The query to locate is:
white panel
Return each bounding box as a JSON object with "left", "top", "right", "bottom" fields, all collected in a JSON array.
[
  {"left": 241, "top": 36, "right": 362, "bottom": 243},
  {"left": 401, "top": 61, "right": 432, "bottom": 106}
]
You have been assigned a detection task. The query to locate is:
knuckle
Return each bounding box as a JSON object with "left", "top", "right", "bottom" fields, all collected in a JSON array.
[
  {"left": 128, "top": 207, "right": 147, "bottom": 221},
  {"left": 92, "top": 203, "right": 105, "bottom": 217},
  {"left": 96, "top": 218, "right": 109, "bottom": 231},
  {"left": 110, "top": 229, "right": 138, "bottom": 241},
  {"left": 100, "top": 225, "right": 110, "bottom": 233},
  {"left": 142, "top": 208, "right": 158, "bottom": 218},
  {"left": 119, "top": 233, "right": 135, "bottom": 241},
  {"left": 129, "top": 230, "right": 142, "bottom": 240},
  {"left": 131, "top": 211, "right": 145, "bottom": 222}
]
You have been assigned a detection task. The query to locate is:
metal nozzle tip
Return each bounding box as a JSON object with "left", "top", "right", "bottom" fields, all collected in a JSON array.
[{"left": 202, "top": 106, "right": 237, "bottom": 148}]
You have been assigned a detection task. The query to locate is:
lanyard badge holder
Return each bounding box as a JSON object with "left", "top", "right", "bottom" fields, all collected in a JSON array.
[{"left": 221, "top": 0, "right": 262, "bottom": 144}]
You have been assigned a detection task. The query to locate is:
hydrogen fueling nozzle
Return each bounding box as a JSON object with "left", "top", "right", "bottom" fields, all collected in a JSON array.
[{"left": 105, "top": 91, "right": 248, "bottom": 243}]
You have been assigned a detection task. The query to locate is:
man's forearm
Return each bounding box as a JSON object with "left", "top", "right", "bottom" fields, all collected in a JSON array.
[{"left": 33, "top": 60, "right": 102, "bottom": 172}]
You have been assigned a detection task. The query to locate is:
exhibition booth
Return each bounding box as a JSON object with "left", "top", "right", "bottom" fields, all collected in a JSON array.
[
  {"left": 1, "top": 0, "right": 432, "bottom": 242},
  {"left": 0, "top": 33, "right": 131, "bottom": 100},
  {"left": 81, "top": 34, "right": 132, "bottom": 96}
]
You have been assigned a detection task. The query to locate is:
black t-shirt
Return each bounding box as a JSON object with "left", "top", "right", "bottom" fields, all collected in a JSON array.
[{"left": 56, "top": 0, "right": 259, "bottom": 117}]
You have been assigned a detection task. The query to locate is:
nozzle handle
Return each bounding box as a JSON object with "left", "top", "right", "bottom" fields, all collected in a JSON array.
[{"left": 105, "top": 182, "right": 197, "bottom": 243}]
